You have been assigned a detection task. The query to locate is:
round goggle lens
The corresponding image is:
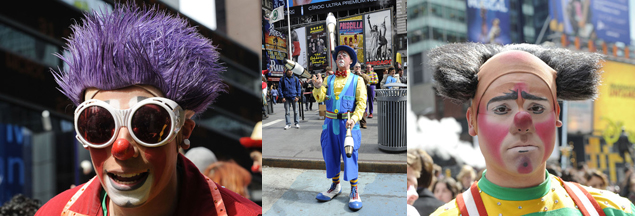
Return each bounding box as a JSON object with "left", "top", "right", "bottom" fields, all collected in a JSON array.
[
  {"left": 131, "top": 104, "right": 172, "bottom": 144},
  {"left": 77, "top": 106, "right": 115, "bottom": 145}
]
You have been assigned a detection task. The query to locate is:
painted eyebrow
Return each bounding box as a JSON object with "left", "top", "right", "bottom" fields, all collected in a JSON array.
[
  {"left": 486, "top": 90, "right": 548, "bottom": 109},
  {"left": 487, "top": 90, "right": 517, "bottom": 109},
  {"left": 520, "top": 91, "right": 547, "bottom": 101}
]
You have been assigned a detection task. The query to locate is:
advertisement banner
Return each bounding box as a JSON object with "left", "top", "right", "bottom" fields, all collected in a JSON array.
[
  {"left": 292, "top": 27, "right": 308, "bottom": 70},
  {"left": 339, "top": 16, "right": 364, "bottom": 65},
  {"left": 273, "top": 0, "right": 286, "bottom": 8},
  {"left": 0, "top": 124, "right": 32, "bottom": 204},
  {"left": 364, "top": 10, "right": 392, "bottom": 67},
  {"left": 549, "top": 0, "right": 630, "bottom": 45},
  {"left": 307, "top": 23, "right": 328, "bottom": 74},
  {"left": 466, "top": 0, "right": 511, "bottom": 45},
  {"left": 283, "top": 0, "right": 393, "bottom": 20},
  {"left": 287, "top": 0, "right": 331, "bottom": 7},
  {"left": 594, "top": 61, "right": 635, "bottom": 139},
  {"left": 264, "top": 21, "right": 288, "bottom": 77}
]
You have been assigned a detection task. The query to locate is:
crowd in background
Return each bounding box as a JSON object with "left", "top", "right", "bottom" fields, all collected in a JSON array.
[
  {"left": 263, "top": 64, "right": 408, "bottom": 109},
  {"left": 407, "top": 148, "right": 635, "bottom": 216}
]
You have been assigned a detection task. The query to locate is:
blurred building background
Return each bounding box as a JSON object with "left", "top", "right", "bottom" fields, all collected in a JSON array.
[
  {"left": 408, "top": 0, "right": 635, "bottom": 185},
  {"left": 0, "top": 0, "right": 263, "bottom": 205}
]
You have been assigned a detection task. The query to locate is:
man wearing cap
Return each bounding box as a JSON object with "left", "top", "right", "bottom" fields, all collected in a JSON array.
[
  {"left": 312, "top": 45, "right": 367, "bottom": 211},
  {"left": 429, "top": 43, "right": 634, "bottom": 215}
]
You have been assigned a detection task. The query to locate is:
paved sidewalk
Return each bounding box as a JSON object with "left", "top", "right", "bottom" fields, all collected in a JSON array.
[
  {"left": 262, "top": 167, "right": 406, "bottom": 215},
  {"left": 262, "top": 101, "right": 406, "bottom": 173}
]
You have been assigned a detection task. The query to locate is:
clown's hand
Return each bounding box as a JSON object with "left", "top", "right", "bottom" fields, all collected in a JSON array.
[
  {"left": 346, "top": 119, "right": 355, "bottom": 129},
  {"left": 314, "top": 73, "right": 323, "bottom": 88}
]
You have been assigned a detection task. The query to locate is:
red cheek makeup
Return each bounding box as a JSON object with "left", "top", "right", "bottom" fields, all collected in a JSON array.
[
  {"left": 144, "top": 147, "right": 168, "bottom": 187},
  {"left": 90, "top": 148, "right": 109, "bottom": 181},
  {"left": 535, "top": 113, "right": 556, "bottom": 162},
  {"left": 477, "top": 110, "right": 508, "bottom": 165}
]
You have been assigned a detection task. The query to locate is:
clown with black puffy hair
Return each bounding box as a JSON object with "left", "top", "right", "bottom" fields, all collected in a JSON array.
[
  {"left": 36, "top": 4, "right": 261, "bottom": 216},
  {"left": 312, "top": 45, "right": 367, "bottom": 211},
  {"left": 430, "top": 43, "right": 634, "bottom": 216}
]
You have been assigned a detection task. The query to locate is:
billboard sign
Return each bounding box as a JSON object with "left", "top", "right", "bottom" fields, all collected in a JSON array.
[
  {"left": 307, "top": 23, "right": 329, "bottom": 74},
  {"left": 284, "top": 0, "right": 392, "bottom": 19},
  {"left": 466, "top": 0, "right": 511, "bottom": 45},
  {"left": 0, "top": 124, "right": 32, "bottom": 204},
  {"left": 364, "top": 10, "right": 392, "bottom": 67},
  {"left": 264, "top": 21, "right": 288, "bottom": 77},
  {"left": 549, "top": 0, "right": 630, "bottom": 45},
  {"left": 292, "top": 27, "right": 308, "bottom": 70},
  {"left": 594, "top": 61, "right": 635, "bottom": 137},
  {"left": 287, "top": 0, "right": 331, "bottom": 7},
  {"left": 339, "top": 15, "right": 364, "bottom": 66}
]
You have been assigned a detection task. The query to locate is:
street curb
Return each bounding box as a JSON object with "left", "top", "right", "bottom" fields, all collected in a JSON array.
[{"left": 263, "top": 157, "right": 406, "bottom": 173}]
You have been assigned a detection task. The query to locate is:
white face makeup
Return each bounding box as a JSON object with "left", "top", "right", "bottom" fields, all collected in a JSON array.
[
  {"left": 102, "top": 96, "right": 148, "bottom": 109},
  {"left": 84, "top": 86, "right": 179, "bottom": 209},
  {"left": 106, "top": 173, "right": 154, "bottom": 207},
  {"left": 337, "top": 51, "right": 351, "bottom": 68}
]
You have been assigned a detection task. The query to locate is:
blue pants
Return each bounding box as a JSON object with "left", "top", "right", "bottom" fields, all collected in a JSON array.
[
  {"left": 367, "top": 85, "right": 375, "bottom": 114},
  {"left": 284, "top": 98, "right": 299, "bottom": 125},
  {"left": 321, "top": 118, "right": 361, "bottom": 181}
]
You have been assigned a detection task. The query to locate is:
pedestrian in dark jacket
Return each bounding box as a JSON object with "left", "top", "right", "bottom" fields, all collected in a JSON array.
[
  {"left": 278, "top": 69, "right": 302, "bottom": 129},
  {"left": 408, "top": 149, "right": 445, "bottom": 216}
]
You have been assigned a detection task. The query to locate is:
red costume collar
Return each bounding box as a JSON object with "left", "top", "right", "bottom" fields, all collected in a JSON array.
[{"left": 36, "top": 154, "right": 262, "bottom": 216}]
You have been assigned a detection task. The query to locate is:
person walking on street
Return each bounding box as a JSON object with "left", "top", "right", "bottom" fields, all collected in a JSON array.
[
  {"left": 381, "top": 67, "right": 401, "bottom": 89},
  {"left": 365, "top": 64, "right": 378, "bottom": 118},
  {"left": 398, "top": 68, "right": 407, "bottom": 84},
  {"left": 312, "top": 45, "right": 367, "bottom": 211},
  {"left": 304, "top": 77, "right": 315, "bottom": 111},
  {"left": 279, "top": 69, "right": 302, "bottom": 130},
  {"left": 271, "top": 85, "right": 278, "bottom": 105},
  {"left": 353, "top": 63, "right": 370, "bottom": 129}
]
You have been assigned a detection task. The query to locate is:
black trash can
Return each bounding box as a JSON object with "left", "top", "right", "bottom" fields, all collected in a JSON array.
[{"left": 376, "top": 83, "right": 407, "bottom": 152}]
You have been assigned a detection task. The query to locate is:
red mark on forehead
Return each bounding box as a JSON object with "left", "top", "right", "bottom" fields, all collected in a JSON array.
[
  {"left": 514, "top": 83, "right": 528, "bottom": 106},
  {"left": 536, "top": 113, "right": 556, "bottom": 162},
  {"left": 514, "top": 83, "right": 528, "bottom": 92},
  {"left": 477, "top": 112, "right": 507, "bottom": 164}
]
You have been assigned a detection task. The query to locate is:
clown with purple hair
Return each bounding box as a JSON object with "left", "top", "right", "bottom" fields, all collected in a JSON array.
[{"left": 36, "top": 4, "right": 261, "bottom": 216}]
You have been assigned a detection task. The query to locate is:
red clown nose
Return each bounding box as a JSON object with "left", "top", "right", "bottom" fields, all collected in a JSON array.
[
  {"left": 112, "top": 139, "right": 134, "bottom": 160},
  {"left": 512, "top": 111, "right": 533, "bottom": 133}
]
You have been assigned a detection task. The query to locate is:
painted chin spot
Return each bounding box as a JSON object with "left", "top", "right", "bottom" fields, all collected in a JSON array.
[{"left": 517, "top": 156, "right": 533, "bottom": 174}]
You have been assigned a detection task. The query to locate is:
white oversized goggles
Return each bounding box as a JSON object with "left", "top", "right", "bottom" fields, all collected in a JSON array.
[{"left": 74, "top": 97, "right": 185, "bottom": 148}]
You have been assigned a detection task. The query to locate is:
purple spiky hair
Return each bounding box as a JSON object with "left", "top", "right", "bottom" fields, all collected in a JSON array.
[{"left": 52, "top": 3, "right": 226, "bottom": 114}]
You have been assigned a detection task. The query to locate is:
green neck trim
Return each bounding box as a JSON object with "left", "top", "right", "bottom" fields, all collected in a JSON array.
[
  {"left": 477, "top": 169, "right": 550, "bottom": 201},
  {"left": 102, "top": 190, "right": 108, "bottom": 216}
]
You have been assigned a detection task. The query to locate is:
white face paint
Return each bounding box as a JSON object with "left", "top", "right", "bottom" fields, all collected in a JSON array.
[
  {"left": 338, "top": 59, "right": 346, "bottom": 67},
  {"left": 103, "top": 96, "right": 147, "bottom": 110},
  {"left": 105, "top": 173, "right": 154, "bottom": 207}
]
